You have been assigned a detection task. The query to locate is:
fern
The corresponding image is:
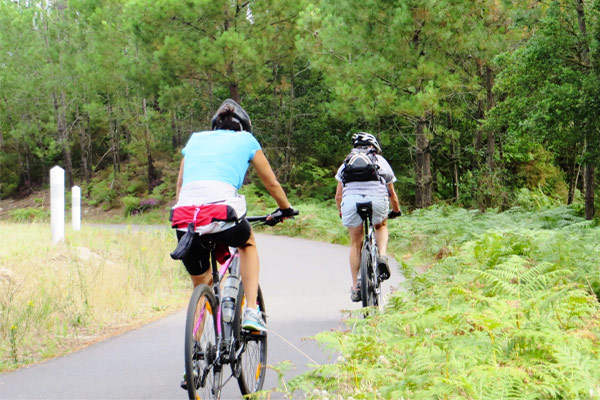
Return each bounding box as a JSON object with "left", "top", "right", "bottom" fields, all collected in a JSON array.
[{"left": 289, "top": 206, "right": 600, "bottom": 399}]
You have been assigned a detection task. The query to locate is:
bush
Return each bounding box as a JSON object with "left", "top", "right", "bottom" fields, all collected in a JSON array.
[
  {"left": 122, "top": 196, "right": 140, "bottom": 216},
  {"left": 122, "top": 196, "right": 160, "bottom": 216},
  {"left": 8, "top": 208, "right": 49, "bottom": 222},
  {"left": 86, "top": 176, "right": 120, "bottom": 210},
  {"left": 513, "top": 187, "right": 563, "bottom": 210}
]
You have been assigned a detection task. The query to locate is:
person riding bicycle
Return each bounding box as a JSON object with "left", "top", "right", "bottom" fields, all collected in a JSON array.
[
  {"left": 335, "top": 132, "right": 401, "bottom": 302},
  {"left": 171, "top": 98, "right": 297, "bottom": 332}
]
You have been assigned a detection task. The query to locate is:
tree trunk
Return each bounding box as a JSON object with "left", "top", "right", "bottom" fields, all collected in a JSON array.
[
  {"left": 53, "top": 91, "right": 74, "bottom": 188},
  {"left": 283, "top": 70, "right": 296, "bottom": 183},
  {"left": 77, "top": 106, "right": 92, "bottom": 182},
  {"left": 568, "top": 160, "right": 576, "bottom": 205},
  {"left": 171, "top": 110, "right": 181, "bottom": 149},
  {"left": 575, "top": 0, "right": 594, "bottom": 219},
  {"left": 473, "top": 59, "right": 484, "bottom": 170},
  {"left": 143, "top": 98, "right": 157, "bottom": 190},
  {"left": 228, "top": 81, "right": 240, "bottom": 103},
  {"left": 107, "top": 101, "right": 120, "bottom": 174},
  {"left": 414, "top": 117, "right": 432, "bottom": 208},
  {"left": 452, "top": 137, "right": 459, "bottom": 202},
  {"left": 575, "top": 0, "right": 590, "bottom": 66},
  {"left": 585, "top": 164, "right": 594, "bottom": 219},
  {"left": 485, "top": 65, "right": 496, "bottom": 170}
]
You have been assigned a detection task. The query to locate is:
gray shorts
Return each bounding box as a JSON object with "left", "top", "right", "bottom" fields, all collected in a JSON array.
[{"left": 341, "top": 194, "right": 389, "bottom": 228}]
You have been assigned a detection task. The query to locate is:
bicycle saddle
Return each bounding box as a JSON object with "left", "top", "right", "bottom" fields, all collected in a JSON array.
[{"left": 356, "top": 201, "right": 373, "bottom": 221}]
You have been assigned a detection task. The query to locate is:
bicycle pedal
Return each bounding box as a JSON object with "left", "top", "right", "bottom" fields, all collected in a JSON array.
[{"left": 244, "top": 329, "right": 267, "bottom": 337}]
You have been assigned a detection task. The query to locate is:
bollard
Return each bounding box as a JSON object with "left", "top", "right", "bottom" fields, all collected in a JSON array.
[
  {"left": 72, "top": 186, "right": 81, "bottom": 231},
  {"left": 50, "top": 166, "right": 65, "bottom": 243}
]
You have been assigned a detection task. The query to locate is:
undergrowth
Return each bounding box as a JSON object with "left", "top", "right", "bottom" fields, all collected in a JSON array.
[{"left": 281, "top": 204, "right": 600, "bottom": 399}]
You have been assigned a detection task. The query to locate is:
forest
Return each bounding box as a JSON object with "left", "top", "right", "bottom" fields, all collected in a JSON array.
[{"left": 1, "top": 0, "right": 600, "bottom": 217}]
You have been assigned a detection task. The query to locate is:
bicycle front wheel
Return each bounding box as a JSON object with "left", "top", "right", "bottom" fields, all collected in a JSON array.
[
  {"left": 232, "top": 282, "right": 267, "bottom": 395},
  {"left": 360, "top": 242, "right": 377, "bottom": 308},
  {"left": 184, "top": 284, "right": 219, "bottom": 400}
]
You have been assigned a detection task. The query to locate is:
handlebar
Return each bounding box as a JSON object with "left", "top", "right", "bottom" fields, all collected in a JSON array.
[{"left": 247, "top": 210, "right": 300, "bottom": 226}]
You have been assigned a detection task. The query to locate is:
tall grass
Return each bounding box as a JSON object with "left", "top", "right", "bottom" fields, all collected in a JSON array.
[{"left": 0, "top": 223, "right": 188, "bottom": 371}]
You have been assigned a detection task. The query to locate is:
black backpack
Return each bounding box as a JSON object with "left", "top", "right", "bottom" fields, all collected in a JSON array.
[{"left": 341, "top": 148, "right": 382, "bottom": 185}]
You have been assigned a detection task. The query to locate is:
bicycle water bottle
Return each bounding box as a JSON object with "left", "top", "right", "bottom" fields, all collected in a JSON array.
[{"left": 221, "top": 260, "right": 240, "bottom": 323}]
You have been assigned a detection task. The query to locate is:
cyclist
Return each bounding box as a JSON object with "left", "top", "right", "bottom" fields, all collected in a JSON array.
[
  {"left": 335, "top": 132, "right": 401, "bottom": 302},
  {"left": 171, "top": 98, "right": 297, "bottom": 332}
]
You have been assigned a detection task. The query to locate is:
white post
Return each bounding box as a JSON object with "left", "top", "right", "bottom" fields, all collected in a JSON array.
[
  {"left": 50, "top": 166, "right": 65, "bottom": 243},
  {"left": 72, "top": 186, "right": 81, "bottom": 231}
]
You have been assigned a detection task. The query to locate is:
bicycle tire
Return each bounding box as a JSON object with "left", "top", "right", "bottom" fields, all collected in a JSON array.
[
  {"left": 360, "top": 242, "right": 375, "bottom": 307},
  {"left": 232, "top": 282, "right": 268, "bottom": 395},
  {"left": 372, "top": 245, "right": 381, "bottom": 308},
  {"left": 184, "top": 284, "right": 219, "bottom": 400}
]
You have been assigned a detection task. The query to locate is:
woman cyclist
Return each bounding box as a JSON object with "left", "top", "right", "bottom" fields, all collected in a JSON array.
[
  {"left": 335, "top": 132, "right": 401, "bottom": 302},
  {"left": 171, "top": 99, "right": 297, "bottom": 332}
]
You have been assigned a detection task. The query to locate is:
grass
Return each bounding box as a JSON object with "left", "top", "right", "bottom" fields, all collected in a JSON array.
[{"left": 0, "top": 222, "right": 189, "bottom": 372}]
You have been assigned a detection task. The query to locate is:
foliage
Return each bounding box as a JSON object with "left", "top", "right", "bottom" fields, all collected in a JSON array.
[
  {"left": 286, "top": 205, "right": 600, "bottom": 399},
  {"left": 1, "top": 0, "right": 599, "bottom": 216},
  {"left": 8, "top": 208, "right": 49, "bottom": 223}
]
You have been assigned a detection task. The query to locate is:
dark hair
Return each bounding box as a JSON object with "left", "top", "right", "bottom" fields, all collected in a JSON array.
[
  {"left": 211, "top": 99, "right": 252, "bottom": 132},
  {"left": 213, "top": 104, "right": 243, "bottom": 131}
]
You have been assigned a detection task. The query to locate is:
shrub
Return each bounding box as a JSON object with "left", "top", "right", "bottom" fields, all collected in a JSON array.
[
  {"left": 122, "top": 196, "right": 140, "bottom": 216},
  {"left": 8, "top": 208, "right": 49, "bottom": 222}
]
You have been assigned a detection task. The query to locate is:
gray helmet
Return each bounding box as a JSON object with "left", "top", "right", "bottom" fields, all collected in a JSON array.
[
  {"left": 352, "top": 132, "right": 382, "bottom": 154},
  {"left": 211, "top": 99, "right": 252, "bottom": 132}
]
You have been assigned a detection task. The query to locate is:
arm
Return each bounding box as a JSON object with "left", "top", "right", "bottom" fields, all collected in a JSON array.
[
  {"left": 251, "top": 150, "right": 291, "bottom": 210},
  {"left": 335, "top": 181, "right": 343, "bottom": 215},
  {"left": 175, "top": 158, "right": 184, "bottom": 202},
  {"left": 387, "top": 182, "right": 400, "bottom": 213}
]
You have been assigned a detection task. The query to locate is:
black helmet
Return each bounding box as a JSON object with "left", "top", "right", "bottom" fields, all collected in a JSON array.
[
  {"left": 352, "top": 132, "right": 382, "bottom": 154},
  {"left": 211, "top": 99, "right": 252, "bottom": 132}
]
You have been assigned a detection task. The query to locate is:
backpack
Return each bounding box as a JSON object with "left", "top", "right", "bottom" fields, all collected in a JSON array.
[{"left": 341, "top": 148, "right": 382, "bottom": 185}]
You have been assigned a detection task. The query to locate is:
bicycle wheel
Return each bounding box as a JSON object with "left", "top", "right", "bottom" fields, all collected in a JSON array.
[
  {"left": 372, "top": 245, "right": 382, "bottom": 308},
  {"left": 184, "top": 284, "right": 220, "bottom": 400},
  {"left": 232, "top": 281, "right": 267, "bottom": 395},
  {"left": 360, "top": 242, "right": 377, "bottom": 308}
]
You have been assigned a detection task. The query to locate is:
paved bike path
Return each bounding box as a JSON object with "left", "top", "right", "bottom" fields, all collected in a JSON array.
[{"left": 0, "top": 233, "right": 404, "bottom": 399}]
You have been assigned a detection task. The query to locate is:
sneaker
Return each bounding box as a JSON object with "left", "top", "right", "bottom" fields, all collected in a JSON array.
[
  {"left": 242, "top": 308, "right": 267, "bottom": 332},
  {"left": 350, "top": 285, "right": 361, "bottom": 302},
  {"left": 377, "top": 255, "right": 390, "bottom": 281}
]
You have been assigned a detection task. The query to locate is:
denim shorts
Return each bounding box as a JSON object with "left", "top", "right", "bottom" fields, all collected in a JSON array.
[{"left": 341, "top": 194, "right": 389, "bottom": 228}]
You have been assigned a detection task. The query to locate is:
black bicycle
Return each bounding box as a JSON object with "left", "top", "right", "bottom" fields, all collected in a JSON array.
[
  {"left": 356, "top": 202, "right": 383, "bottom": 309},
  {"left": 183, "top": 212, "right": 297, "bottom": 400}
]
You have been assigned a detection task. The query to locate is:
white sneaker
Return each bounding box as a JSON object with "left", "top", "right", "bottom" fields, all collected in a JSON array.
[{"left": 242, "top": 308, "right": 267, "bottom": 332}]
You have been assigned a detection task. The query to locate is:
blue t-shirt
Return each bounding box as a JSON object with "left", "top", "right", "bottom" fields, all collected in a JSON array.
[{"left": 182, "top": 130, "right": 261, "bottom": 189}]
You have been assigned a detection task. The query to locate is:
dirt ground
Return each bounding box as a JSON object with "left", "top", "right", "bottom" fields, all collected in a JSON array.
[{"left": 0, "top": 190, "right": 124, "bottom": 221}]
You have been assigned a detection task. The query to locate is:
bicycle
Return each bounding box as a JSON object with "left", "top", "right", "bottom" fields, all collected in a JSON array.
[
  {"left": 356, "top": 202, "right": 383, "bottom": 309},
  {"left": 183, "top": 212, "right": 298, "bottom": 400}
]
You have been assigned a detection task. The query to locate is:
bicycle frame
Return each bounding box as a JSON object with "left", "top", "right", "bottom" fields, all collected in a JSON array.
[
  {"left": 356, "top": 202, "right": 382, "bottom": 309},
  {"left": 193, "top": 246, "right": 238, "bottom": 341}
]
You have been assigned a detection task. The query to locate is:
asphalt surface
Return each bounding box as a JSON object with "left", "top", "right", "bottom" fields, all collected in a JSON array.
[{"left": 0, "top": 232, "right": 404, "bottom": 400}]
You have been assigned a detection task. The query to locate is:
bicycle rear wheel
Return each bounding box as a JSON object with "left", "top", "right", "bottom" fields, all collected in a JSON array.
[
  {"left": 360, "top": 242, "right": 377, "bottom": 308},
  {"left": 232, "top": 282, "right": 267, "bottom": 395},
  {"left": 184, "top": 284, "right": 219, "bottom": 400}
]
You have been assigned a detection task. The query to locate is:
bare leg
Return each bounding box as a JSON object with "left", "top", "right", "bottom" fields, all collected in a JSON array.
[
  {"left": 190, "top": 269, "right": 212, "bottom": 288},
  {"left": 238, "top": 232, "right": 260, "bottom": 311},
  {"left": 374, "top": 219, "right": 389, "bottom": 256},
  {"left": 348, "top": 225, "right": 363, "bottom": 288}
]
